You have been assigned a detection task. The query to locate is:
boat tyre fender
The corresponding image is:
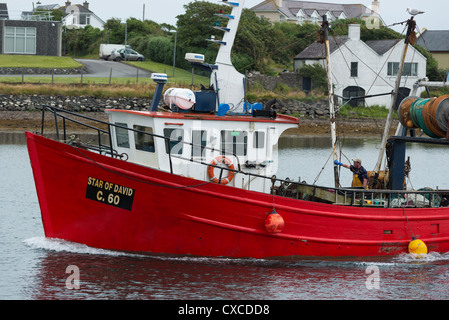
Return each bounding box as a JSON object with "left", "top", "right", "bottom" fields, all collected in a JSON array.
[{"left": 208, "top": 156, "right": 235, "bottom": 184}]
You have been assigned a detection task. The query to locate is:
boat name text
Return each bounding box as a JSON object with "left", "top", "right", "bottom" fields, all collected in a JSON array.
[{"left": 86, "top": 177, "right": 135, "bottom": 211}]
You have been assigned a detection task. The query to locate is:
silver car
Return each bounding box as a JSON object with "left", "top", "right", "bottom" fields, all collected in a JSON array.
[{"left": 110, "top": 48, "right": 145, "bottom": 61}]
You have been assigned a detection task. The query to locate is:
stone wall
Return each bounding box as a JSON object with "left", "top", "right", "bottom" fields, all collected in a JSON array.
[
  {"left": 274, "top": 98, "right": 329, "bottom": 118},
  {"left": 0, "top": 94, "right": 330, "bottom": 119},
  {"left": 0, "top": 66, "right": 87, "bottom": 75},
  {"left": 246, "top": 71, "right": 303, "bottom": 91},
  {"left": 245, "top": 71, "right": 329, "bottom": 118},
  {"left": 0, "top": 94, "right": 151, "bottom": 112}
]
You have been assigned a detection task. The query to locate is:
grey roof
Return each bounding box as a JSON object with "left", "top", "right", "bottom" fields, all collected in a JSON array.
[
  {"left": 60, "top": 4, "right": 93, "bottom": 14},
  {"left": 0, "top": 3, "right": 8, "bottom": 19},
  {"left": 251, "top": 1, "right": 376, "bottom": 20},
  {"left": 36, "top": 4, "right": 60, "bottom": 10},
  {"left": 294, "top": 35, "right": 349, "bottom": 59},
  {"left": 365, "top": 39, "right": 400, "bottom": 55},
  {"left": 416, "top": 30, "right": 449, "bottom": 52},
  {"left": 295, "top": 37, "right": 402, "bottom": 60}
]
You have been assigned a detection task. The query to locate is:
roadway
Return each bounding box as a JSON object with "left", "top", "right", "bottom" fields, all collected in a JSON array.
[
  {"left": 74, "top": 59, "right": 152, "bottom": 78},
  {"left": 1, "top": 59, "right": 152, "bottom": 78}
]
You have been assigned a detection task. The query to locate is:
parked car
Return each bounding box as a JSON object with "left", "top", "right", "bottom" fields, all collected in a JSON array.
[
  {"left": 99, "top": 44, "right": 130, "bottom": 60},
  {"left": 110, "top": 48, "right": 145, "bottom": 61}
]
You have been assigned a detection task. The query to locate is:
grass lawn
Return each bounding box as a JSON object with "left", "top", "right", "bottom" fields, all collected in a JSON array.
[
  {"left": 0, "top": 76, "right": 156, "bottom": 85},
  {"left": 0, "top": 55, "right": 210, "bottom": 87},
  {"left": 0, "top": 83, "right": 157, "bottom": 98},
  {"left": 0, "top": 54, "right": 82, "bottom": 68},
  {"left": 0, "top": 57, "right": 212, "bottom": 97},
  {"left": 126, "top": 60, "right": 210, "bottom": 86}
]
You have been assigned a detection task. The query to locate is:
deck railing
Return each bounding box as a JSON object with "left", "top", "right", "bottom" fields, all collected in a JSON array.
[{"left": 39, "top": 105, "right": 449, "bottom": 209}]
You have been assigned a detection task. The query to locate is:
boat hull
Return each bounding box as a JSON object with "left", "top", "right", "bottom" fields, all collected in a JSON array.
[{"left": 26, "top": 132, "right": 449, "bottom": 258}]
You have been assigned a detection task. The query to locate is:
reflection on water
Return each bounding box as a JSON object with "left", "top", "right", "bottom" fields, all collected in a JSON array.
[
  {"left": 20, "top": 236, "right": 449, "bottom": 300},
  {"left": 2, "top": 140, "right": 449, "bottom": 300},
  {"left": 0, "top": 132, "right": 28, "bottom": 145}
]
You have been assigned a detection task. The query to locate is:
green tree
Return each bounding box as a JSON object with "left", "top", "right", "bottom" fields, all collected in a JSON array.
[
  {"left": 330, "top": 18, "right": 403, "bottom": 41},
  {"left": 64, "top": 25, "right": 104, "bottom": 56},
  {"left": 233, "top": 9, "right": 276, "bottom": 73},
  {"left": 104, "top": 18, "right": 125, "bottom": 44},
  {"left": 176, "top": 1, "right": 230, "bottom": 49}
]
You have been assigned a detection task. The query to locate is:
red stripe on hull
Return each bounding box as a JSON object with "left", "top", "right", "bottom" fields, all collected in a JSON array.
[{"left": 26, "top": 132, "right": 449, "bottom": 258}]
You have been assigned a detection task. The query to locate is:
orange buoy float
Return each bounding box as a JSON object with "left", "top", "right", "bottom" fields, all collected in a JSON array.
[
  {"left": 265, "top": 210, "right": 284, "bottom": 233},
  {"left": 207, "top": 156, "right": 235, "bottom": 184}
]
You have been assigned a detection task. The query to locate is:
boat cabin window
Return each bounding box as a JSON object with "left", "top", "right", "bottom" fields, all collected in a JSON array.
[
  {"left": 221, "top": 130, "right": 247, "bottom": 156},
  {"left": 253, "top": 131, "right": 265, "bottom": 149},
  {"left": 192, "top": 130, "right": 207, "bottom": 159},
  {"left": 133, "top": 125, "right": 155, "bottom": 152},
  {"left": 115, "top": 122, "right": 130, "bottom": 148},
  {"left": 164, "top": 128, "right": 184, "bottom": 155}
]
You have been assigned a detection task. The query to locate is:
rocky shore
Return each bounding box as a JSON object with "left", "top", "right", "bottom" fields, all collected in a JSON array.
[
  {"left": 0, "top": 110, "right": 398, "bottom": 138},
  {"left": 0, "top": 93, "right": 399, "bottom": 136}
]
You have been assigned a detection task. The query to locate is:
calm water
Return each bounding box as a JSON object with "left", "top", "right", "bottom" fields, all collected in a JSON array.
[{"left": 1, "top": 133, "right": 449, "bottom": 302}]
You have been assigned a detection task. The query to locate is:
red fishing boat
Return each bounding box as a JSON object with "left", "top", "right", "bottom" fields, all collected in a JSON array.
[{"left": 26, "top": 1, "right": 449, "bottom": 259}]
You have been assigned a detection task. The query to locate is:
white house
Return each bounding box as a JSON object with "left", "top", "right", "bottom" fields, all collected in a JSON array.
[
  {"left": 60, "top": 1, "right": 105, "bottom": 29},
  {"left": 294, "top": 24, "right": 427, "bottom": 108},
  {"left": 251, "top": 0, "right": 384, "bottom": 26}
]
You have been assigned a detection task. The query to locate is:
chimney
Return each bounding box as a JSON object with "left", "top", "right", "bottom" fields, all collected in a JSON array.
[
  {"left": 275, "top": 0, "right": 283, "bottom": 8},
  {"left": 65, "top": 1, "right": 71, "bottom": 6},
  {"left": 348, "top": 24, "right": 361, "bottom": 41},
  {"left": 371, "top": 0, "right": 380, "bottom": 15},
  {"left": 83, "top": 1, "right": 89, "bottom": 10}
]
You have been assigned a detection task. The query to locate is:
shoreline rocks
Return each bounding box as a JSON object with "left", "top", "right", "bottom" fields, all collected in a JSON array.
[
  {"left": 0, "top": 94, "right": 152, "bottom": 112},
  {"left": 0, "top": 94, "right": 332, "bottom": 118},
  {"left": 0, "top": 93, "right": 398, "bottom": 137}
]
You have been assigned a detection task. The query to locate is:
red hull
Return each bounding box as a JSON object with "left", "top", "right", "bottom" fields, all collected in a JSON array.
[{"left": 26, "top": 132, "right": 449, "bottom": 258}]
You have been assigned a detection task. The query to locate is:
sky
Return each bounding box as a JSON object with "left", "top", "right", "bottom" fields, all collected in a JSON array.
[{"left": 5, "top": 0, "right": 448, "bottom": 33}]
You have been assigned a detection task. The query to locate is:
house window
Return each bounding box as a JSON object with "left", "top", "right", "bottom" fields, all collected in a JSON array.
[
  {"left": 164, "top": 128, "right": 184, "bottom": 155},
  {"left": 387, "top": 62, "right": 418, "bottom": 76},
  {"left": 221, "top": 130, "right": 248, "bottom": 156},
  {"left": 4, "top": 27, "right": 36, "bottom": 54},
  {"left": 191, "top": 130, "right": 207, "bottom": 159},
  {"left": 403, "top": 63, "right": 418, "bottom": 76},
  {"left": 350, "top": 62, "right": 358, "bottom": 77},
  {"left": 115, "top": 123, "right": 130, "bottom": 148},
  {"left": 79, "top": 14, "right": 91, "bottom": 25},
  {"left": 133, "top": 125, "right": 154, "bottom": 152}
]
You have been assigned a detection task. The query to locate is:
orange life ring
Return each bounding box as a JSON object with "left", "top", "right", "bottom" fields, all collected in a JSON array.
[{"left": 207, "top": 156, "right": 235, "bottom": 184}]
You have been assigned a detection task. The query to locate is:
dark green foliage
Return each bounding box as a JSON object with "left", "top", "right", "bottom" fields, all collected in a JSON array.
[
  {"left": 299, "top": 63, "right": 327, "bottom": 91},
  {"left": 62, "top": 2, "right": 441, "bottom": 79}
]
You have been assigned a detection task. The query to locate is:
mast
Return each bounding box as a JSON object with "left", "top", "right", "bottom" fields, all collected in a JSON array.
[
  {"left": 208, "top": 0, "right": 246, "bottom": 112},
  {"left": 373, "top": 17, "right": 417, "bottom": 181},
  {"left": 321, "top": 15, "right": 340, "bottom": 188}
]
